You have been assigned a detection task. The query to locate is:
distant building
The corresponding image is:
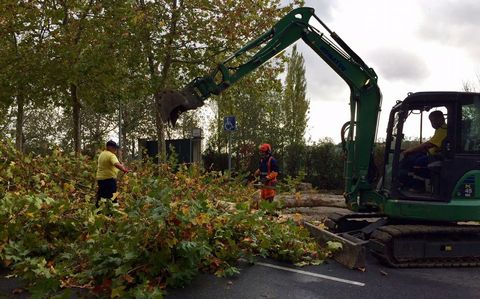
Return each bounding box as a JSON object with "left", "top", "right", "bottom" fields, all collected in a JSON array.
[{"left": 138, "top": 128, "right": 202, "bottom": 164}]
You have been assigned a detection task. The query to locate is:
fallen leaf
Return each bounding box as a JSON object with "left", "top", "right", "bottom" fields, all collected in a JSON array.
[
  {"left": 123, "top": 274, "right": 135, "bottom": 283},
  {"left": 293, "top": 213, "right": 303, "bottom": 222}
]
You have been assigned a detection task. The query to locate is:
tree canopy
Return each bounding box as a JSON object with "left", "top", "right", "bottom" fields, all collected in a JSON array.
[{"left": 1, "top": 0, "right": 307, "bottom": 160}]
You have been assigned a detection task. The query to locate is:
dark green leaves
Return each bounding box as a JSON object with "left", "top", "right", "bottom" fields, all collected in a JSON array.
[{"left": 0, "top": 121, "right": 329, "bottom": 297}]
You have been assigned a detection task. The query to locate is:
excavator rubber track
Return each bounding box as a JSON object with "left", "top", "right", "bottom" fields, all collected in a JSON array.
[{"left": 369, "top": 224, "right": 480, "bottom": 267}]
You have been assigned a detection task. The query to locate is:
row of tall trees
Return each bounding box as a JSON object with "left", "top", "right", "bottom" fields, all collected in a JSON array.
[
  {"left": 0, "top": 0, "right": 304, "bottom": 159},
  {"left": 208, "top": 45, "right": 310, "bottom": 174}
]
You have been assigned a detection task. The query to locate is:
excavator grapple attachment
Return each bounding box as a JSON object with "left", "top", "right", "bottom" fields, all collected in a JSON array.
[
  {"left": 159, "top": 87, "right": 205, "bottom": 126},
  {"left": 304, "top": 222, "right": 367, "bottom": 269}
]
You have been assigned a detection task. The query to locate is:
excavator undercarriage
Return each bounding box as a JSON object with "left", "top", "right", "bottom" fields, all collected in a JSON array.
[
  {"left": 370, "top": 224, "right": 480, "bottom": 267},
  {"left": 307, "top": 212, "right": 480, "bottom": 269}
]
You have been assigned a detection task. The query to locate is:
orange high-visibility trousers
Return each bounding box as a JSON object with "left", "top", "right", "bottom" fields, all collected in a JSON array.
[{"left": 261, "top": 188, "right": 276, "bottom": 201}]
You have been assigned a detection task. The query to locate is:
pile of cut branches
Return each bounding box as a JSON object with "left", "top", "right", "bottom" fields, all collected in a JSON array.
[{"left": 0, "top": 143, "right": 333, "bottom": 298}]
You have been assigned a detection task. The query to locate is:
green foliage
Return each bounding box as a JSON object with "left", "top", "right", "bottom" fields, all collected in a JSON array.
[
  {"left": 166, "top": 143, "right": 179, "bottom": 167},
  {"left": 282, "top": 45, "right": 309, "bottom": 145},
  {"left": 277, "top": 171, "right": 306, "bottom": 193},
  {"left": 373, "top": 142, "right": 386, "bottom": 181},
  {"left": 204, "top": 45, "right": 310, "bottom": 179},
  {"left": 0, "top": 142, "right": 331, "bottom": 297},
  {"left": 305, "top": 139, "right": 344, "bottom": 190},
  {"left": 202, "top": 147, "right": 228, "bottom": 171},
  {"left": 207, "top": 68, "right": 286, "bottom": 173},
  {"left": 203, "top": 139, "right": 346, "bottom": 191},
  {"left": 1, "top": 0, "right": 304, "bottom": 158},
  {"left": 326, "top": 241, "right": 343, "bottom": 251},
  {"left": 283, "top": 142, "right": 307, "bottom": 177}
]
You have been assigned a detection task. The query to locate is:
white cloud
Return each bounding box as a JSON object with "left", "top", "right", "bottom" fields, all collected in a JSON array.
[
  {"left": 286, "top": 0, "right": 480, "bottom": 142},
  {"left": 298, "top": 43, "right": 346, "bottom": 102},
  {"left": 368, "top": 48, "right": 430, "bottom": 83},
  {"left": 418, "top": 0, "right": 480, "bottom": 58}
]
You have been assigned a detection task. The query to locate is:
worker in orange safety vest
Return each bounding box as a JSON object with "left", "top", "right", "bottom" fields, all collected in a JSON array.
[{"left": 254, "top": 143, "right": 279, "bottom": 202}]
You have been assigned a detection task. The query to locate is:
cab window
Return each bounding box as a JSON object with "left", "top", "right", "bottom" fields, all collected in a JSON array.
[{"left": 461, "top": 100, "right": 480, "bottom": 153}]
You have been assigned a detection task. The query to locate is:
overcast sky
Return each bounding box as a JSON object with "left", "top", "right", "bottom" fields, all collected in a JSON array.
[{"left": 290, "top": 0, "right": 480, "bottom": 142}]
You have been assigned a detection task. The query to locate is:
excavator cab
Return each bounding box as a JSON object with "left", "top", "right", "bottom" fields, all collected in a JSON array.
[
  {"left": 383, "top": 92, "right": 480, "bottom": 207},
  {"left": 321, "top": 92, "right": 480, "bottom": 268},
  {"left": 326, "top": 91, "right": 480, "bottom": 268}
]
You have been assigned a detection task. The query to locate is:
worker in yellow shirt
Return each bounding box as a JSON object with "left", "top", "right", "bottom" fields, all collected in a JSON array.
[
  {"left": 95, "top": 140, "right": 129, "bottom": 207},
  {"left": 399, "top": 110, "right": 447, "bottom": 191},
  {"left": 403, "top": 111, "right": 447, "bottom": 156}
]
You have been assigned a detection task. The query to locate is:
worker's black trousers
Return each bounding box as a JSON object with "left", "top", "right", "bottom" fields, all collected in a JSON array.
[{"left": 96, "top": 178, "right": 117, "bottom": 208}]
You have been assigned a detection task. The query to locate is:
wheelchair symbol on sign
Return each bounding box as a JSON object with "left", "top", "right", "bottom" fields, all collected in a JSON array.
[{"left": 224, "top": 116, "right": 236, "bottom": 131}]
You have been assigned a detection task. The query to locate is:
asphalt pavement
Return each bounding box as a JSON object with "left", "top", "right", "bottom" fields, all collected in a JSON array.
[
  {"left": 0, "top": 267, "right": 29, "bottom": 299},
  {"left": 166, "top": 254, "right": 480, "bottom": 299},
  {"left": 2, "top": 253, "right": 479, "bottom": 298}
]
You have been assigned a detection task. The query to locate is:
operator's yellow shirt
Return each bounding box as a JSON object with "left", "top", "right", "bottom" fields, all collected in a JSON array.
[
  {"left": 428, "top": 124, "right": 447, "bottom": 155},
  {"left": 96, "top": 150, "right": 120, "bottom": 180}
]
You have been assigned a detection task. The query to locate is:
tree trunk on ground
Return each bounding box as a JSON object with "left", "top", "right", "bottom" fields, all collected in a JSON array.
[{"left": 275, "top": 192, "right": 346, "bottom": 208}]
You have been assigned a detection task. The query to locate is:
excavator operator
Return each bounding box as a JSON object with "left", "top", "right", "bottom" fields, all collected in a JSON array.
[
  {"left": 255, "top": 143, "right": 279, "bottom": 202},
  {"left": 399, "top": 110, "right": 447, "bottom": 191}
]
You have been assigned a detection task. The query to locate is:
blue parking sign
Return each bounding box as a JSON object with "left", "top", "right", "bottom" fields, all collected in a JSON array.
[{"left": 224, "top": 116, "right": 236, "bottom": 131}]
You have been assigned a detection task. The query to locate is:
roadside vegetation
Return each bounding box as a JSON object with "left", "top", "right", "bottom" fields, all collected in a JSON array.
[
  {"left": 0, "top": 142, "right": 337, "bottom": 298},
  {"left": 0, "top": 2, "right": 391, "bottom": 297}
]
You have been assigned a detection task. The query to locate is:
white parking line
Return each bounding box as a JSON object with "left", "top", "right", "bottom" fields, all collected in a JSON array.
[{"left": 255, "top": 262, "right": 365, "bottom": 286}]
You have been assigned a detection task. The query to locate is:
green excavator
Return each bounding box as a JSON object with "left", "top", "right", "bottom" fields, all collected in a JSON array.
[{"left": 159, "top": 7, "right": 480, "bottom": 268}]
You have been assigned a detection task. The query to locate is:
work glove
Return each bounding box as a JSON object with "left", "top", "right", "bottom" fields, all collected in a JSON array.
[{"left": 266, "top": 171, "right": 278, "bottom": 181}]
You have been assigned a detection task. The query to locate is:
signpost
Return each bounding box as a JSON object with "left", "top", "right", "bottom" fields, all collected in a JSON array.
[{"left": 224, "top": 116, "right": 236, "bottom": 172}]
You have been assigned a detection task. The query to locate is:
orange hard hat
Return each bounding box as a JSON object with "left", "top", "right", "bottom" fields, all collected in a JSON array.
[{"left": 259, "top": 143, "right": 271, "bottom": 153}]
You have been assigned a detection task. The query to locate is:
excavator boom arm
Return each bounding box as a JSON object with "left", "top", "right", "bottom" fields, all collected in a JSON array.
[{"left": 161, "top": 7, "right": 383, "bottom": 210}]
